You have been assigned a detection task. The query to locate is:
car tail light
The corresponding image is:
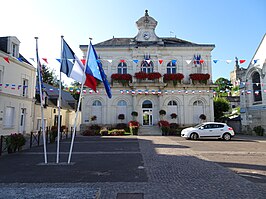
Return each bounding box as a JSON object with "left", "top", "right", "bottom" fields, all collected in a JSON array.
[{"left": 228, "top": 127, "right": 233, "bottom": 130}]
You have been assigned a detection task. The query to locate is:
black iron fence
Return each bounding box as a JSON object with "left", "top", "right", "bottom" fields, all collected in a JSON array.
[{"left": 0, "top": 127, "right": 76, "bottom": 156}]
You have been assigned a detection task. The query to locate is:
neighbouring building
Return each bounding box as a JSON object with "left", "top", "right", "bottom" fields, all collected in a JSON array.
[
  {"left": 230, "top": 57, "right": 247, "bottom": 88},
  {"left": 80, "top": 10, "right": 216, "bottom": 129},
  {"left": 240, "top": 34, "right": 266, "bottom": 132},
  {"left": 34, "top": 82, "right": 79, "bottom": 132},
  {"left": 0, "top": 36, "right": 36, "bottom": 135}
]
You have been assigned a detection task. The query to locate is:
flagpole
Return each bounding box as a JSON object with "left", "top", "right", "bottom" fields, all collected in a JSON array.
[
  {"left": 35, "top": 37, "right": 47, "bottom": 164},
  {"left": 67, "top": 38, "right": 92, "bottom": 164},
  {"left": 56, "top": 36, "right": 64, "bottom": 164}
]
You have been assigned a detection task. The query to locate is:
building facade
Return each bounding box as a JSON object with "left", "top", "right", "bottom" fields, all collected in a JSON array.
[
  {"left": 0, "top": 36, "right": 36, "bottom": 135},
  {"left": 80, "top": 10, "right": 216, "bottom": 128},
  {"left": 33, "top": 83, "right": 80, "bottom": 132},
  {"left": 240, "top": 34, "right": 266, "bottom": 132}
]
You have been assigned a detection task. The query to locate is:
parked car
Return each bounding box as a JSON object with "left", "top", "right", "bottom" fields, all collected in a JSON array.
[{"left": 181, "top": 122, "right": 235, "bottom": 141}]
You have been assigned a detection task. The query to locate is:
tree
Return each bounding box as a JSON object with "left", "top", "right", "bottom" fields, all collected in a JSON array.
[
  {"left": 70, "top": 81, "right": 81, "bottom": 100},
  {"left": 213, "top": 97, "right": 230, "bottom": 121},
  {"left": 41, "top": 65, "right": 58, "bottom": 86},
  {"left": 214, "top": 77, "right": 232, "bottom": 97}
]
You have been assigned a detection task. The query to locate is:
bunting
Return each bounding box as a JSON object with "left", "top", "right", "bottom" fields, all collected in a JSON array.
[{"left": 0, "top": 56, "right": 254, "bottom": 66}]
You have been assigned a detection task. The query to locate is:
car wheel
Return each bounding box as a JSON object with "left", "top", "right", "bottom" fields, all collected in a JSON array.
[
  {"left": 190, "top": 133, "right": 198, "bottom": 140},
  {"left": 223, "top": 133, "right": 231, "bottom": 141}
]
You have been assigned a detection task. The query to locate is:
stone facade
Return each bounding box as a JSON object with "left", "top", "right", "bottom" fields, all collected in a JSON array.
[
  {"left": 80, "top": 10, "right": 216, "bottom": 127},
  {"left": 0, "top": 36, "right": 36, "bottom": 135},
  {"left": 240, "top": 34, "right": 266, "bottom": 133}
]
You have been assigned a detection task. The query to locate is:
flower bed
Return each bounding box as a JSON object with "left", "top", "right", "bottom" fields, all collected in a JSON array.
[
  {"left": 163, "top": 73, "right": 184, "bottom": 86},
  {"left": 111, "top": 73, "right": 132, "bottom": 86},
  {"left": 135, "top": 71, "right": 148, "bottom": 80},
  {"left": 147, "top": 72, "right": 162, "bottom": 80},
  {"left": 135, "top": 72, "right": 162, "bottom": 80},
  {"left": 189, "top": 73, "right": 210, "bottom": 84}
]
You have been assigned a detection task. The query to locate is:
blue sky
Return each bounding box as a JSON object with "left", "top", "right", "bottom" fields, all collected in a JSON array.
[{"left": 1, "top": 0, "right": 265, "bottom": 84}]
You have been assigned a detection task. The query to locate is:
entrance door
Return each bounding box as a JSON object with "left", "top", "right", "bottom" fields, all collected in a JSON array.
[
  {"left": 143, "top": 109, "right": 153, "bottom": 126},
  {"left": 142, "top": 100, "right": 153, "bottom": 126},
  {"left": 19, "top": 108, "right": 26, "bottom": 133}
]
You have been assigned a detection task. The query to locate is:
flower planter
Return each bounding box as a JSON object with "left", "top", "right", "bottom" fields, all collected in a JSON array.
[{"left": 130, "top": 127, "right": 139, "bottom": 135}]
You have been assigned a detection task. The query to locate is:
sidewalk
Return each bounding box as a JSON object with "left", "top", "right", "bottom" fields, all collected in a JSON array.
[{"left": 0, "top": 135, "right": 265, "bottom": 198}]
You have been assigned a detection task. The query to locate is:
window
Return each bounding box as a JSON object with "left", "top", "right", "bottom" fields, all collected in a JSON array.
[
  {"left": 3, "top": 107, "right": 15, "bottom": 128},
  {"left": 252, "top": 72, "right": 262, "bottom": 102},
  {"left": 12, "top": 43, "right": 18, "bottom": 57},
  {"left": 167, "top": 61, "right": 177, "bottom": 74},
  {"left": 0, "top": 69, "right": 3, "bottom": 84},
  {"left": 193, "top": 100, "right": 203, "bottom": 106},
  {"left": 92, "top": 100, "right": 102, "bottom": 124},
  {"left": 168, "top": 100, "right": 177, "bottom": 106},
  {"left": 118, "top": 62, "right": 127, "bottom": 74},
  {"left": 193, "top": 100, "right": 204, "bottom": 124},
  {"left": 117, "top": 100, "right": 127, "bottom": 106},
  {"left": 92, "top": 100, "right": 102, "bottom": 106},
  {"left": 141, "top": 61, "right": 154, "bottom": 73},
  {"left": 22, "top": 79, "right": 28, "bottom": 97},
  {"left": 142, "top": 100, "right": 152, "bottom": 108}
]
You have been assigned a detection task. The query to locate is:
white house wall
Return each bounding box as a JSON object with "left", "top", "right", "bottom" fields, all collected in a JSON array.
[{"left": 0, "top": 51, "right": 36, "bottom": 136}]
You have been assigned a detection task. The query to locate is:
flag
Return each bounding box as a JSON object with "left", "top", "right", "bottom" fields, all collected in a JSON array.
[
  {"left": 60, "top": 38, "right": 97, "bottom": 91},
  {"left": 87, "top": 41, "right": 112, "bottom": 98},
  {"left": 35, "top": 41, "right": 44, "bottom": 102}
]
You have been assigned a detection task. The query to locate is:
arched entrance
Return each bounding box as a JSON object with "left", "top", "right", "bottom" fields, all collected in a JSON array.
[{"left": 142, "top": 100, "right": 153, "bottom": 126}]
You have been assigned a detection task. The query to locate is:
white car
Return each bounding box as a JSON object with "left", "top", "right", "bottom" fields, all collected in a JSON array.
[{"left": 181, "top": 122, "right": 235, "bottom": 141}]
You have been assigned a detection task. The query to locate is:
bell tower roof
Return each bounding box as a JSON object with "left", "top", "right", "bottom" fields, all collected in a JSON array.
[{"left": 136, "top": 10, "right": 158, "bottom": 31}]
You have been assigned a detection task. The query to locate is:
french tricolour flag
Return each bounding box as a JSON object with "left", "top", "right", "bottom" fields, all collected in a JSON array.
[{"left": 60, "top": 39, "right": 97, "bottom": 92}]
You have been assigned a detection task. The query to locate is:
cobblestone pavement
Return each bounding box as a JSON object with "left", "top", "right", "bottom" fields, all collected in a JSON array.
[{"left": 0, "top": 135, "right": 265, "bottom": 199}]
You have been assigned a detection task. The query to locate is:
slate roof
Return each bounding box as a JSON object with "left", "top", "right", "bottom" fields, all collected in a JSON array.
[
  {"left": 36, "top": 83, "right": 77, "bottom": 110},
  {"left": 80, "top": 37, "right": 215, "bottom": 49}
]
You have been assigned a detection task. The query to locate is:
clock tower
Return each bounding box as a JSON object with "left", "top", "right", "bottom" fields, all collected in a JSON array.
[{"left": 134, "top": 10, "right": 160, "bottom": 42}]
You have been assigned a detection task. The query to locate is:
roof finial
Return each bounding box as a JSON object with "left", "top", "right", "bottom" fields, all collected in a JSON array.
[{"left": 145, "top": 10, "right": 149, "bottom": 16}]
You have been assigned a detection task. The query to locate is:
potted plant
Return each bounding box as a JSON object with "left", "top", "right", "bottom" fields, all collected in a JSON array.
[
  {"left": 135, "top": 71, "right": 148, "bottom": 80},
  {"left": 253, "top": 126, "right": 264, "bottom": 136},
  {"left": 111, "top": 73, "right": 132, "bottom": 86},
  {"left": 199, "top": 114, "right": 206, "bottom": 122},
  {"left": 91, "top": 115, "right": 97, "bottom": 122},
  {"left": 131, "top": 111, "right": 138, "bottom": 121},
  {"left": 158, "top": 120, "right": 170, "bottom": 136},
  {"left": 128, "top": 121, "right": 140, "bottom": 135},
  {"left": 49, "top": 126, "right": 58, "bottom": 143},
  {"left": 159, "top": 110, "right": 166, "bottom": 115},
  {"left": 159, "top": 109, "right": 166, "bottom": 120},
  {"left": 170, "top": 113, "right": 177, "bottom": 119},
  {"left": 163, "top": 73, "right": 184, "bottom": 86},
  {"left": 118, "top": 114, "right": 125, "bottom": 121},
  {"left": 189, "top": 73, "right": 210, "bottom": 84},
  {"left": 6, "top": 133, "right": 26, "bottom": 153},
  {"left": 147, "top": 72, "right": 162, "bottom": 80}
]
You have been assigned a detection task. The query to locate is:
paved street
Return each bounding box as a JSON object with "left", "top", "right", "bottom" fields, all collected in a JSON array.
[{"left": 0, "top": 135, "right": 265, "bottom": 198}]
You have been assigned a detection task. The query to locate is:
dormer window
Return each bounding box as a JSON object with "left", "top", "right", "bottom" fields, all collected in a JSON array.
[{"left": 12, "top": 43, "right": 18, "bottom": 57}]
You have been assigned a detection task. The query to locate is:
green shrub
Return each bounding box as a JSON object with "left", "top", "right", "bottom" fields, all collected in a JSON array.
[
  {"left": 253, "top": 126, "right": 264, "bottom": 136},
  {"left": 161, "top": 126, "right": 170, "bottom": 136},
  {"left": 6, "top": 133, "right": 26, "bottom": 153},
  {"left": 116, "top": 123, "right": 127, "bottom": 129}
]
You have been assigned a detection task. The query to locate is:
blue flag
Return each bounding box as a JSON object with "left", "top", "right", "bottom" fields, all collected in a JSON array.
[{"left": 87, "top": 42, "right": 112, "bottom": 98}]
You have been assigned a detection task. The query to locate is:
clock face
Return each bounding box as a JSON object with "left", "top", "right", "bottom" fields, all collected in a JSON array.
[{"left": 143, "top": 32, "right": 150, "bottom": 40}]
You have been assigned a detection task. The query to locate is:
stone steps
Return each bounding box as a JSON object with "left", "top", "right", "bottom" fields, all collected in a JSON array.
[{"left": 138, "top": 126, "right": 162, "bottom": 136}]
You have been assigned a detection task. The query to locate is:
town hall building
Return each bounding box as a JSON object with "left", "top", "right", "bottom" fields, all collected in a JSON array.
[{"left": 80, "top": 10, "right": 216, "bottom": 128}]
